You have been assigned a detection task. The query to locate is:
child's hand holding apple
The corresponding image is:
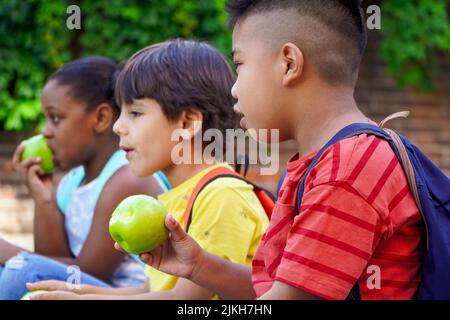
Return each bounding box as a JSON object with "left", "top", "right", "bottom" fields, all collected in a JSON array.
[
  {"left": 110, "top": 195, "right": 204, "bottom": 280},
  {"left": 12, "top": 134, "right": 54, "bottom": 204}
]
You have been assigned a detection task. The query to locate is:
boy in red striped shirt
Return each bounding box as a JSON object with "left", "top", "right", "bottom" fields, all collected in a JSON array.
[{"left": 131, "top": 0, "right": 424, "bottom": 300}]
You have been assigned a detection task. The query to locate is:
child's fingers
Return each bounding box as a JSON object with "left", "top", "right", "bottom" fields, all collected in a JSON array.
[
  {"left": 15, "top": 159, "right": 40, "bottom": 182},
  {"left": 11, "top": 144, "right": 24, "bottom": 165},
  {"left": 26, "top": 280, "right": 64, "bottom": 292},
  {"left": 28, "top": 164, "right": 44, "bottom": 178},
  {"left": 139, "top": 252, "right": 153, "bottom": 266},
  {"left": 29, "top": 164, "right": 47, "bottom": 180},
  {"left": 29, "top": 291, "right": 65, "bottom": 300},
  {"left": 139, "top": 245, "right": 163, "bottom": 267},
  {"left": 22, "top": 157, "right": 40, "bottom": 168},
  {"left": 114, "top": 242, "right": 126, "bottom": 253},
  {"left": 165, "top": 214, "right": 187, "bottom": 242}
]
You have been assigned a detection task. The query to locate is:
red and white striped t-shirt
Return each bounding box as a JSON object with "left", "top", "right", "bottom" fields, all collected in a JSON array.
[{"left": 252, "top": 133, "right": 424, "bottom": 300}]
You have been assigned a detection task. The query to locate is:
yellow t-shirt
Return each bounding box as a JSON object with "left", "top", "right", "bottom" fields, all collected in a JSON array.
[{"left": 144, "top": 163, "right": 269, "bottom": 294}]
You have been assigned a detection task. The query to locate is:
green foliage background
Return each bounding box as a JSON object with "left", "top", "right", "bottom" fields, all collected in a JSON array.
[
  {"left": 380, "top": 0, "right": 450, "bottom": 90},
  {"left": 0, "top": 0, "right": 449, "bottom": 131}
]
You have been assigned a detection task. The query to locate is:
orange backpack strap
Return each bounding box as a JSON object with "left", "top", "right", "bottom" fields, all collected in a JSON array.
[{"left": 183, "top": 167, "right": 275, "bottom": 231}]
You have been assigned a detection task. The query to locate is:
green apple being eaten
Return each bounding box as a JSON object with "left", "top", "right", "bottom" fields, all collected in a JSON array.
[
  {"left": 109, "top": 195, "right": 169, "bottom": 254},
  {"left": 21, "top": 134, "right": 55, "bottom": 174},
  {"left": 20, "top": 290, "right": 48, "bottom": 300}
]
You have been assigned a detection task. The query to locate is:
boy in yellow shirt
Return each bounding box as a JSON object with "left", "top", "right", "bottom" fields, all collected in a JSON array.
[
  {"left": 145, "top": 163, "right": 267, "bottom": 294},
  {"left": 28, "top": 40, "right": 269, "bottom": 300}
]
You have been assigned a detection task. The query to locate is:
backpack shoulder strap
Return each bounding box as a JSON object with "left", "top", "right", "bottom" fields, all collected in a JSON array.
[
  {"left": 183, "top": 166, "right": 275, "bottom": 231},
  {"left": 295, "top": 112, "right": 412, "bottom": 212},
  {"left": 384, "top": 129, "right": 423, "bottom": 213},
  {"left": 383, "top": 128, "right": 428, "bottom": 249},
  {"left": 295, "top": 123, "right": 391, "bottom": 212},
  {"left": 277, "top": 169, "right": 287, "bottom": 196}
]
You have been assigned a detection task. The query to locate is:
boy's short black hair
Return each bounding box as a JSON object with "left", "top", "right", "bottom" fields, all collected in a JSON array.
[
  {"left": 115, "top": 39, "right": 237, "bottom": 135},
  {"left": 228, "top": 0, "right": 367, "bottom": 85},
  {"left": 49, "top": 57, "right": 121, "bottom": 114}
]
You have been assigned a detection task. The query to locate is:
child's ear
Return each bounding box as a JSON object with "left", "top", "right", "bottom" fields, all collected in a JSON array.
[
  {"left": 178, "top": 109, "right": 204, "bottom": 139},
  {"left": 280, "top": 43, "right": 304, "bottom": 86},
  {"left": 93, "top": 103, "right": 114, "bottom": 133}
]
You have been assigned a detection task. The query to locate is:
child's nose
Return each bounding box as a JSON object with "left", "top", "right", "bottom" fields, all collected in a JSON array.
[
  {"left": 231, "top": 81, "right": 238, "bottom": 100},
  {"left": 42, "top": 122, "right": 54, "bottom": 139},
  {"left": 113, "top": 117, "right": 126, "bottom": 136}
]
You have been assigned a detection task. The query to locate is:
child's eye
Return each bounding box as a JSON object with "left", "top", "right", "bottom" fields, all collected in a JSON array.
[
  {"left": 49, "top": 115, "right": 60, "bottom": 125},
  {"left": 129, "top": 111, "right": 142, "bottom": 118}
]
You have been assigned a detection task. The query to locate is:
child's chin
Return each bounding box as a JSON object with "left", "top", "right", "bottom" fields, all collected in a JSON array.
[{"left": 129, "top": 164, "right": 146, "bottom": 177}]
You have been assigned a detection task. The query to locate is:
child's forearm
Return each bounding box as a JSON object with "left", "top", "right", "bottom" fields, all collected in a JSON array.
[
  {"left": 0, "top": 238, "right": 27, "bottom": 264},
  {"left": 191, "top": 252, "right": 256, "bottom": 300},
  {"left": 81, "top": 282, "right": 149, "bottom": 296},
  {"left": 77, "top": 290, "right": 177, "bottom": 300},
  {"left": 34, "top": 201, "right": 71, "bottom": 257}
]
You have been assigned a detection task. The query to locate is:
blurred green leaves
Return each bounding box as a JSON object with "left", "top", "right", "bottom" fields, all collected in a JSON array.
[
  {"left": 381, "top": 0, "right": 450, "bottom": 90},
  {"left": 0, "top": 0, "right": 448, "bottom": 131},
  {"left": 0, "top": 0, "right": 231, "bottom": 131}
]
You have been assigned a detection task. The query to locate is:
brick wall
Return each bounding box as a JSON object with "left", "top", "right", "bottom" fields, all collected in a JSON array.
[{"left": 356, "top": 32, "right": 450, "bottom": 177}]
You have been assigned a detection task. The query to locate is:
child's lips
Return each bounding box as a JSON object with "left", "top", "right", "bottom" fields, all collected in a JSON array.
[
  {"left": 120, "top": 146, "right": 136, "bottom": 159},
  {"left": 120, "top": 145, "right": 133, "bottom": 152},
  {"left": 240, "top": 117, "right": 247, "bottom": 129},
  {"left": 234, "top": 104, "right": 247, "bottom": 129},
  {"left": 233, "top": 104, "right": 243, "bottom": 115}
]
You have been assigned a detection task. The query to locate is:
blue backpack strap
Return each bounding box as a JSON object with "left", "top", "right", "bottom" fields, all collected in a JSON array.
[
  {"left": 295, "top": 123, "right": 391, "bottom": 212},
  {"left": 276, "top": 169, "right": 287, "bottom": 197},
  {"left": 56, "top": 166, "right": 86, "bottom": 215}
]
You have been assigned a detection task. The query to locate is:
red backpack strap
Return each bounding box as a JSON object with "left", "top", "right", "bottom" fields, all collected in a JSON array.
[
  {"left": 252, "top": 189, "right": 275, "bottom": 219},
  {"left": 183, "top": 167, "right": 275, "bottom": 231}
]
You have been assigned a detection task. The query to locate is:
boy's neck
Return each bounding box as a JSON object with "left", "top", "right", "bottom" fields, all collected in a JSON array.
[
  {"left": 290, "top": 88, "right": 368, "bottom": 158},
  {"left": 163, "top": 163, "right": 216, "bottom": 189}
]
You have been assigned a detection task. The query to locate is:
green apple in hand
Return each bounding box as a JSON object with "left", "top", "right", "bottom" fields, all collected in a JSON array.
[
  {"left": 20, "top": 290, "right": 48, "bottom": 300},
  {"left": 21, "top": 134, "right": 55, "bottom": 174},
  {"left": 109, "top": 195, "right": 169, "bottom": 254}
]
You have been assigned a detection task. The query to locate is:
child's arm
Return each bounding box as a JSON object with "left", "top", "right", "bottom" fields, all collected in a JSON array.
[
  {"left": 0, "top": 239, "right": 26, "bottom": 264},
  {"left": 12, "top": 144, "right": 71, "bottom": 257},
  {"left": 32, "top": 277, "right": 215, "bottom": 300},
  {"left": 33, "top": 194, "right": 71, "bottom": 257},
  {"left": 259, "top": 281, "right": 321, "bottom": 300}
]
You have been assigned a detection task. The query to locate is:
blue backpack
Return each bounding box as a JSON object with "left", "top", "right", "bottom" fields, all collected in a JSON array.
[{"left": 277, "top": 118, "right": 450, "bottom": 300}]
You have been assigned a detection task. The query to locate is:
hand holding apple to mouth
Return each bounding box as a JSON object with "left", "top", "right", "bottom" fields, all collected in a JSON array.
[
  {"left": 20, "top": 134, "right": 55, "bottom": 174},
  {"left": 12, "top": 136, "right": 53, "bottom": 204}
]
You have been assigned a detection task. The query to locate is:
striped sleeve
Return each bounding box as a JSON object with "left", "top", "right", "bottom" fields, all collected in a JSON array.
[{"left": 274, "top": 182, "right": 387, "bottom": 300}]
